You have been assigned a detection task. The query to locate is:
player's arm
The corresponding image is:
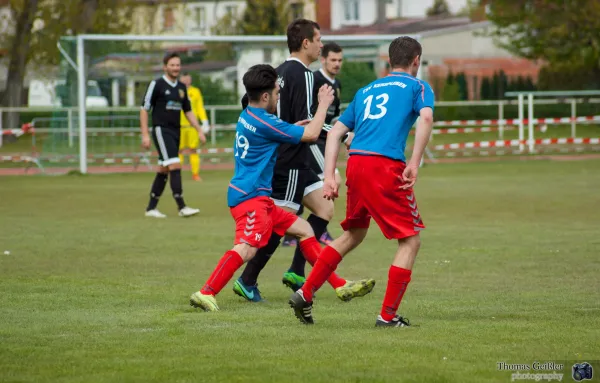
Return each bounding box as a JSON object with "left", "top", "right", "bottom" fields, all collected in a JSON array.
[
  {"left": 403, "top": 82, "right": 435, "bottom": 189},
  {"left": 140, "top": 80, "right": 157, "bottom": 149},
  {"left": 300, "top": 84, "right": 335, "bottom": 142},
  {"left": 195, "top": 88, "right": 210, "bottom": 133},
  {"left": 322, "top": 97, "right": 355, "bottom": 200},
  {"left": 261, "top": 85, "right": 334, "bottom": 144},
  {"left": 410, "top": 108, "right": 434, "bottom": 168},
  {"left": 183, "top": 88, "right": 206, "bottom": 144}
]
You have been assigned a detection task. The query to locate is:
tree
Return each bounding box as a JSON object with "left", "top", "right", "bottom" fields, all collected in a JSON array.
[
  {"left": 480, "top": 77, "right": 491, "bottom": 100},
  {"left": 2, "top": 0, "right": 40, "bottom": 130},
  {"left": 426, "top": 0, "right": 451, "bottom": 17},
  {"left": 1, "top": 0, "right": 134, "bottom": 126},
  {"left": 337, "top": 62, "right": 377, "bottom": 104},
  {"left": 455, "top": 72, "right": 468, "bottom": 100},
  {"left": 207, "top": 0, "right": 291, "bottom": 61},
  {"left": 485, "top": 1, "right": 600, "bottom": 89}
]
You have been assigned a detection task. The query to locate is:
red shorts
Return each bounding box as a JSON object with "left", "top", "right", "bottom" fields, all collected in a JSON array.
[
  {"left": 230, "top": 196, "right": 299, "bottom": 248},
  {"left": 341, "top": 155, "right": 425, "bottom": 239}
]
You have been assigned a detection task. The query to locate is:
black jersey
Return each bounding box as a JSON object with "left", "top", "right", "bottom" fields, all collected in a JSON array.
[
  {"left": 311, "top": 69, "right": 342, "bottom": 141},
  {"left": 275, "top": 58, "right": 314, "bottom": 170},
  {"left": 141, "top": 75, "right": 191, "bottom": 130}
]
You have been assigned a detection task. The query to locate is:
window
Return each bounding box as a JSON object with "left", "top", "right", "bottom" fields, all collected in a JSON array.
[
  {"left": 343, "top": 0, "right": 359, "bottom": 23},
  {"left": 163, "top": 7, "right": 175, "bottom": 31},
  {"left": 192, "top": 6, "right": 206, "bottom": 31},
  {"left": 290, "top": 2, "right": 304, "bottom": 20}
]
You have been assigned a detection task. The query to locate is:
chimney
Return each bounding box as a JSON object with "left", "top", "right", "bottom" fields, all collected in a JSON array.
[
  {"left": 316, "top": 0, "right": 331, "bottom": 31},
  {"left": 376, "top": 0, "right": 387, "bottom": 24}
]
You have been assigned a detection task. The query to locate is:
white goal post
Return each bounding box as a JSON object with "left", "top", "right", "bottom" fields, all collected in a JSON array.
[{"left": 68, "top": 33, "right": 421, "bottom": 174}]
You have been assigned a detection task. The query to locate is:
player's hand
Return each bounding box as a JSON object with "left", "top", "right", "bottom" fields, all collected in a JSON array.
[
  {"left": 343, "top": 132, "right": 354, "bottom": 148},
  {"left": 294, "top": 119, "right": 310, "bottom": 126},
  {"left": 323, "top": 178, "right": 339, "bottom": 201},
  {"left": 318, "top": 84, "right": 335, "bottom": 106},
  {"left": 199, "top": 132, "right": 207, "bottom": 145},
  {"left": 400, "top": 164, "right": 418, "bottom": 190},
  {"left": 141, "top": 133, "right": 151, "bottom": 149}
]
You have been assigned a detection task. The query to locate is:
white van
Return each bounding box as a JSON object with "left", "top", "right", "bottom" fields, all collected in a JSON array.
[{"left": 28, "top": 79, "right": 109, "bottom": 107}]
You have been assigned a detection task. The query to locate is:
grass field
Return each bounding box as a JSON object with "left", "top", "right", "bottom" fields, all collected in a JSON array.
[{"left": 1, "top": 159, "right": 599, "bottom": 382}]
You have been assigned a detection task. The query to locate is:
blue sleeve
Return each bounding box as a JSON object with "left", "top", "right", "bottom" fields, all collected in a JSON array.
[
  {"left": 413, "top": 81, "right": 435, "bottom": 113},
  {"left": 259, "top": 113, "right": 304, "bottom": 144},
  {"left": 338, "top": 98, "right": 356, "bottom": 131}
]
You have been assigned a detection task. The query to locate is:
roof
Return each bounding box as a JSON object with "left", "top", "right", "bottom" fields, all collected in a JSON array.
[{"left": 324, "top": 16, "right": 489, "bottom": 37}]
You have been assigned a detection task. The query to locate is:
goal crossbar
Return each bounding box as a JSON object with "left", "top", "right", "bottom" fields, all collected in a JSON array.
[{"left": 73, "top": 33, "right": 421, "bottom": 173}]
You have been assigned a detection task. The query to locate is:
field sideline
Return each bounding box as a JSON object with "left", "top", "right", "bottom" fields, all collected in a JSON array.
[{"left": 1, "top": 159, "right": 599, "bottom": 382}]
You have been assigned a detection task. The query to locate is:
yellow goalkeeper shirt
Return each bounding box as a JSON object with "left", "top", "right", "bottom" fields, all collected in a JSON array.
[{"left": 180, "top": 85, "right": 208, "bottom": 127}]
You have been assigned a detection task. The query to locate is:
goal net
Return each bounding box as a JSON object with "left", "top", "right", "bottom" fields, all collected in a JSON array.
[{"left": 33, "top": 34, "right": 409, "bottom": 173}]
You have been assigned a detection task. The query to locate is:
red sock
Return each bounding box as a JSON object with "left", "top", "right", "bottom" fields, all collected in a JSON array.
[
  {"left": 380, "top": 266, "right": 412, "bottom": 321},
  {"left": 200, "top": 250, "right": 244, "bottom": 296},
  {"left": 299, "top": 237, "right": 347, "bottom": 289},
  {"left": 301, "top": 246, "right": 343, "bottom": 301}
]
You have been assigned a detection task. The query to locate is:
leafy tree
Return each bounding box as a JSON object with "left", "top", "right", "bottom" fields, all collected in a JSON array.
[
  {"left": 455, "top": 72, "right": 468, "bottom": 100},
  {"left": 485, "top": 0, "right": 600, "bottom": 89},
  {"left": 1, "top": 0, "right": 134, "bottom": 125},
  {"left": 480, "top": 77, "right": 491, "bottom": 100},
  {"left": 337, "top": 62, "right": 377, "bottom": 104},
  {"left": 426, "top": 0, "right": 451, "bottom": 17}
]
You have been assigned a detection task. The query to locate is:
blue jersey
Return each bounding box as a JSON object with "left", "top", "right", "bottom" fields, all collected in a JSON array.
[
  {"left": 338, "top": 72, "right": 434, "bottom": 162},
  {"left": 227, "top": 106, "right": 304, "bottom": 207}
]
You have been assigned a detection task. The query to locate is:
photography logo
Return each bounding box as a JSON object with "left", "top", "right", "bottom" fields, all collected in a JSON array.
[{"left": 572, "top": 362, "right": 593, "bottom": 382}]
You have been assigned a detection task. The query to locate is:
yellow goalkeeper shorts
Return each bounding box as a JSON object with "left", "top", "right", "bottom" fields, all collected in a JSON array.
[{"left": 179, "top": 126, "right": 199, "bottom": 150}]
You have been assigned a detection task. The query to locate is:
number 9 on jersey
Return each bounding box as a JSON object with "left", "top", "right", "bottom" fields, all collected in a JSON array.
[{"left": 235, "top": 132, "right": 250, "bottom": 159}]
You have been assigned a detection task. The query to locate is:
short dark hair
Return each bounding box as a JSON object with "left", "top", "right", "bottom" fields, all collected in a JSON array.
[
  {"left": 321, "top": 42, "right": 342, "bottom": 58},
  {"left": 243, "top": 64, "right": 278, "bottom": 102},
  {"left": 163, "top": 52, "right": 180, "bottom": 65},
  {"left": 287, "top": 19, "right": 320, "bottom": 53},
  {"left": 388, "top": 36, "right": 422, "bottom": 69}
]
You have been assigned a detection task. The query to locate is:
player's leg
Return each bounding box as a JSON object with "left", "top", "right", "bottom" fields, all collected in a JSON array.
[
  {"left": 188, "top": 127, "right": 202, "bottom": 181},
  {"left": 289, "top": 227, "right": 369, "bottom": 324},
  {"left": 145, "top": 126, "right": 170, "bottom": 218},
  {"left": 286, "top": 171, "right": 332, "bottom": 283},
  {"left": 288, "top": 155, "right": 373, "bottom": 324},
  {"left": 310, "top": 141, "right": 336, "bottom": 245},
  {"left": 191, "top": 197, "right": 272, "bottom": 310},
  {"left": 282, "top": 203, "right": 303, "bottom": 247},
  {"left": 353, "top": 155, "right": 423, "bottom": 328},
  {"left": 158, "top": 128, "right": 199, "bottom": 217},
  {"left": 375, "top": 233, "right": 420, "bottom": 327},
  {"left": 237, "top": 169, "right": 300, "bottom": 291}
]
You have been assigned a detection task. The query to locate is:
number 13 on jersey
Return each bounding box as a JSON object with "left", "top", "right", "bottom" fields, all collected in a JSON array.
[
  {"left": 363, "top": 93, "right": 389, "bottom": 121},
  {"left": 235, "top": 132, "right": 250, "bottom": 159}
]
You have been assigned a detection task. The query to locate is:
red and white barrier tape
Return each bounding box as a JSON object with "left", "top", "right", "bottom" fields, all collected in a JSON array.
[
  {"left": 1, "top": 123, "right": 35, "bottom": 137},
  {"left": 442, "top": 146, "right": 600, "bottom": 157},
  {"left": 1, "top": 147, "right": 234, "bottom": 163},
  {"left": 433, "top": 115, "right": 600, "bottom": 127},
  {"left": 434, "top": 137, "right": 600, "bottom": 151}
]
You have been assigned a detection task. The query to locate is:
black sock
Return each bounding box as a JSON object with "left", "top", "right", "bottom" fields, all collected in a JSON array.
[
  {"left": 297, "top": 204, "right": 305, "bottom": 216},
  {"left": 241, "top": 233, "right": 282, "bottom": 286},
  {"left": 169, "top": 169, "right": 186, "bottom": 210},
  {"left": 146, "top": 172, "right": 168, "bottom": 211},
  {"left": 288, "top": 214, "right": 329, "bottom": 276}
]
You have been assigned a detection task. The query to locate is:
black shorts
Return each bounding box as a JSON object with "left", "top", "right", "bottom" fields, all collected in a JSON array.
[
  {"left": 308, "top": 139, "right": 340, "bottom": 180},
  {"left": 152, "top": 126, "right": 180, "bottom": 166},
  {"left": 271, "top": 168, "right": 323, "bottom": 211}
]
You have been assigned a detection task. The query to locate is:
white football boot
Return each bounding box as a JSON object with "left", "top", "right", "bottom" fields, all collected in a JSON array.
[
  {"left": 145, "top": 209, "right": 167, "bottom": 218},
  {"left": 178, "top": 206, "right": 200, "bottom": 217}
]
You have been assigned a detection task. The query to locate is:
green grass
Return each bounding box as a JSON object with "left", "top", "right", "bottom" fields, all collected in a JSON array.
[{"left": 1, "top": 160, "right": 600, "bottom": 382}]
